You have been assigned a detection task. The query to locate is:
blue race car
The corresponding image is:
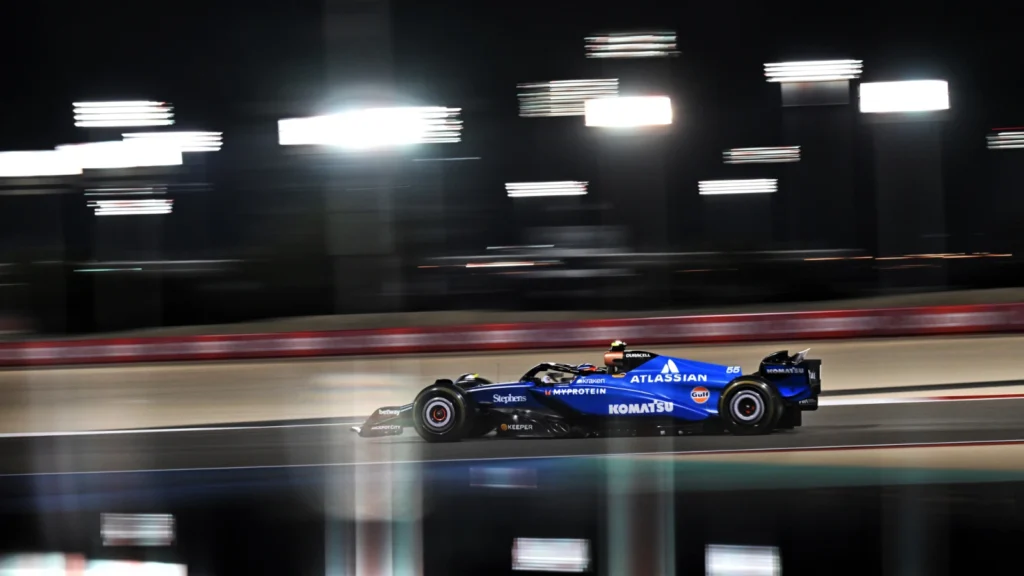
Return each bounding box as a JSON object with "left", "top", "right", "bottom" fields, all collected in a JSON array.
[{"left": 352, "top": 340, "right": 821, "bottom": 442}]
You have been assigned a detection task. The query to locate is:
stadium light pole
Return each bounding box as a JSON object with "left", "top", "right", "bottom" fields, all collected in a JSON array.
[
  {"left": 859, "top": 79, "right": 951, "bottom": 289},
  {"left": 986, "top": 128, "right": 1024, "bottom": 256},
  {"left": 319, "top": 3, "right": 425, "bottom": 576},
  {"left": 764, "top": 59, "right": 863, "bottom": 252}
]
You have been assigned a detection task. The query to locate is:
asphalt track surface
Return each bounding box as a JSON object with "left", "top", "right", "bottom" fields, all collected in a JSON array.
[
  {"left": 5, "top": 334, "right": 1024, "bottom": 434},
  {"left": 4, "top": 397, "right": 1024, "bottom": 476}
]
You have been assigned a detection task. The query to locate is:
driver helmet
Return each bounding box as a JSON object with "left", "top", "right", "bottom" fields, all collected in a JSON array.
[
  {"left": 577, "top": 363, "right": 598, "bottom": 373},
  {"left": 540, "top": 374, "right": 555, "bottom": 384},
  {"left": 608, "top": 340, "right": 627, "bottom": 352}
]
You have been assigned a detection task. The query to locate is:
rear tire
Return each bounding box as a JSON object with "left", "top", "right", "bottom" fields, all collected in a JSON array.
[
  {"left": 720, "top": 378, "right": 781, "bottom": 436},
  {"left": 413, "top": 384, "right": 474, "bottom": 443}
]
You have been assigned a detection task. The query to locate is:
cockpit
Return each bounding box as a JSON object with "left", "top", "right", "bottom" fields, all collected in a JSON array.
[
  {"left": 603, "top": 339, "right": 627, "bottom": 374},
  {"left": 520, "top": 362, "right": 606, "bottom": 384},
  {"left": 602, "top": 340, "right": 659, "bottom": 375}
]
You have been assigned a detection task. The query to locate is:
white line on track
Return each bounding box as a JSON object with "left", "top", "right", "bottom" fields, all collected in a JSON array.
[
  {"left": 819, "top": 395, "right": 1024, "bottom": 406},
  {"left": 0, "top": 420, "right": 365, "bottom": 439}
]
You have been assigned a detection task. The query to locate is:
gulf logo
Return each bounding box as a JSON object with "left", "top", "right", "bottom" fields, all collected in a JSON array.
[{"left": 690, "top": 386, "right": 710, "bottom": 404}]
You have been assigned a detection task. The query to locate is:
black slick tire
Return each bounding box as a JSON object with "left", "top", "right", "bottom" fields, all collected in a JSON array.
[
  {"left": 719, "top": 377, "right": 782, "bottom": 436},
  {"left": 412, "top": 383, "right": 474, "bottom": 443}
]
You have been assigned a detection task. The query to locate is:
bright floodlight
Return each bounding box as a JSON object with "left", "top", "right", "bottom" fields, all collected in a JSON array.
[
  {"left": 987, "top": 130, "right": 1024, "bottom": 150},
  {"left": 277, "top": 107, "right": 462, "bottom": 148},
  {"left": 698, "top": 179, "right": 778, "bottom": 195},
  {"left": 57, "top": 141, "right": 183, "bottom": 170},
  {"left": 89, "top": 198, "right": 173, "bottom": 216},
  {"left": 506, "top": 181, "right": 588, "bottom": 198},
  {"left": 123, "top": 131, "right": 222, "bottom": 152},
  {"left": 584, "top": 96, "right": 672, "bottom": 127},
  {"left": 723, "top": 146, "right": 800, "bottom": 164},
  {"left": 73, "top": 101, "right": 175, "bottom": 128},
  {"left": 859, "top": 80, "right": 949, "bottom": 113},
  {"left": 0, "top": 150, "right": 82, "bottom": 178},
  {"left": 585, "top": 31, "right": 678, "bottom": 59},
  {"left": 764, "top": 60, "right": 863, "bottom": 83},
  {"left": 517, "top": 79, "right": 619, "bottom": 118}
]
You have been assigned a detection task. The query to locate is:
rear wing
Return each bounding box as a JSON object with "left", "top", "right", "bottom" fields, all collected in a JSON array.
[{"left": 759, "top": 349, "right": 821, "bottom": 395}]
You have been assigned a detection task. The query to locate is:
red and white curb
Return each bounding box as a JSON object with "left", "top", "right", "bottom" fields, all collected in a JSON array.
[{"left": 3, "top": 302, "right": 1024, "bottom": 367}]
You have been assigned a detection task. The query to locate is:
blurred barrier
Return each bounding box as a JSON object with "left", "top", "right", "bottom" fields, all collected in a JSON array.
[{"left": 1, "top": 303, "right": 1023, "bottom": 367}]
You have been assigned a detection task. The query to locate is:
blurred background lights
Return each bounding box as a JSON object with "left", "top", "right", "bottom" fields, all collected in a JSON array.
[
  {"left": 764, "top": 59, "right": 863, "bottom": 82},
  {"left": 101, "top": 513, "right": 175, "bottom": 546},
  {"left": 277, "top": 107, "right": 462, "bottom": 148},
  {"left": 987, "top": 130, "right": 1024, "bottom": 150},
  {"left": 0, "top": 150, "right": 82, "bottom": 178},
  {"left": 58, "top": 141, "right": 183, "bottom": 170},
  {"left": 73, "top": 101, "right": 175, "bottom": 128},
  {"left": 723, "top": 146, "right": 800, "bottom": 164},
  {"left": 512, "top": 538, "right": 591, "bottom": 572},
  {"left": 584, "top": 96, "right": 672, "bottom": 127},
  {"left": 123, "top": 131, "right": 223, "bottom": 153},
  {"left": 859, "top": 80, "right": 950, "bottom": 113},
  {"left": 699, "top": 178, "right": 778, "bottom": 195},
  {"left": 706, "top": 544, "right": 781, "bottom": 576},
  {"left": 85, "top": 559, "right": 187, "bottom": 576},
  {"left": 516, "top": 79, "right": 619, "bottom": 117},
  {"left": 584, "top": 31, "right": 679, "bottom": 58},
  {"left": 506, "top": 181, "right": 588, "bottom": 198},
  {"left": 89, "top": 198, "right": 174, "bottom": 216}
]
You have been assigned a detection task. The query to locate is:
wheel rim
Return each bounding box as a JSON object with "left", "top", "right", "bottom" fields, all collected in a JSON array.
[
  {"left": 422, "top": 397, "right": 456, "bottom": 433},
  {"left": 730, "top": 391, "right": 764, "bottom": 424}
]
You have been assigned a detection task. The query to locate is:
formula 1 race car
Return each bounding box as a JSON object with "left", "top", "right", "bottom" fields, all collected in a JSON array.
[{"left": 352, "top": 341, "right": 821, "bottom": 442}]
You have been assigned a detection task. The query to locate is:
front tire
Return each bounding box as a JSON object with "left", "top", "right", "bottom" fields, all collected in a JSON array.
[
  {"left": 720, "top": 378, "right": 782, "bottom": 436},
  {"left": 412, "top": 384, "right": 474, "bottom": 443}
]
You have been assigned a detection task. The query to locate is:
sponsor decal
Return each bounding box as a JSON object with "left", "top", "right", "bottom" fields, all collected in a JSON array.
[
  {"left": 608, "top": 401, "right": 674, "bottom": 415},
  {"left": 690, "top": 386, "right": 710, "bottom": 404},
  {"left": 630, "top": 373, "right": 707, "bottom": 384},
  {"left": 370, "top": 424, "right": 402, "bottom": 431},
  {"left": 575, "top": 377, "right": 606, "bottom": 384},
  {"left": 809, "top": 370, "right": 817, "bottom": 380},
  {"left": 766, "top": 366, "right": 804, "bottom": 374},
  {"left": 552, "top": 387, "right": 607, "bottom": 396},
  {"left": 612, "top": 373, "right": 626, "bottom": 378},
  {"left": 628, "top": 358, "right": 709, "bottom": 384},
  {"left": 377, "top": 408, "right": 402, "bottom": 416},
  {"left": 625, "top": 352, "right": 652, "bottom": 359},
  {"left": 500, "top": 423, "right": 533, "bottom": 431},
  {"left": 494, "top": 393, "right": 528, "bottom": 404}
]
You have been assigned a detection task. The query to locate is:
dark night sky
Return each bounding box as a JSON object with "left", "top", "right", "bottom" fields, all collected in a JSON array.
[
  {"left": 2, "top": 0, "right": 1022, "bottom": 255},
  {"left": 4, "top": 0, "right": 1021, "bottom": 146}
]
